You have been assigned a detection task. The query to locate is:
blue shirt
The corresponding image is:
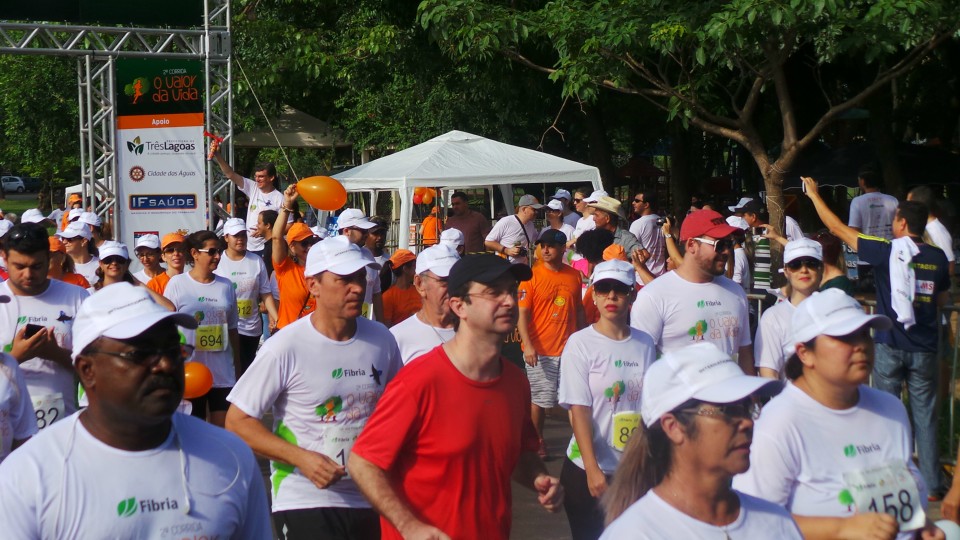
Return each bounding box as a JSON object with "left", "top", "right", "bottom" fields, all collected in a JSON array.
[{"left": 858, "top": 235, "right": 950, "bottom": 352}]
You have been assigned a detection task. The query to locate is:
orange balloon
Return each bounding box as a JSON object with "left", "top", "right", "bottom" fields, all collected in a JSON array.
[
  {"left": 422, "top": 193, "right": 434, "bottom": 205},
  {"left": 183, "top": 361, "right": 214, "bottom": 399},
  {"left": 414, "top": 187, "right": 426, "bottom": 197},
  {"left": 297, "top": 176, "right": 347, "bottom": 211}
]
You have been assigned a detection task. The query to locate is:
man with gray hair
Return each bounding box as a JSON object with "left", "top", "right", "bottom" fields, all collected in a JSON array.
[{"left": 390, "top": 244, "right": 460, "bottom": 364}]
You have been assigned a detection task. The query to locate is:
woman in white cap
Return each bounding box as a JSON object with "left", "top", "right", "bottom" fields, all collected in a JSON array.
[
  {"left": 542, "top": 199, "right": 576, "bottom": 264},
  {"left": 558, "top": 259, "right": 656, "bottom": 540},
  {"left": 93, "top": 241, "right": 174, "bottom": 310},
  {"left": 163, "top": 230, "right": 239, "bottom": 428},
  {"left": 600, "top": 342, "right": 796, "bottom": 539},
  {"left": 754, "top": 238, "right": 824, "bottom": 379},
  {"left": 57, "top": 222, "right": 99, "bottom": 286},
  {"left": 734, "top": 289, "right": 945, "bottom": 540},
  {"left": 131, "top": 234, "right": 164, "bottom": 284}
]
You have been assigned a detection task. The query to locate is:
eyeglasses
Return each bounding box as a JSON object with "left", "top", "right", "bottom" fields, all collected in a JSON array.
[
  {"left": 300, "top": 236, "right": 320, "bottom": 248},
  {"left": 420, "top": 272, "right": 448, "bottom": 286},
  {"left": 573, "top": 198, "right": 583, "bottom": 203},
  {"left": 680, "top": 399, "right": 761, "bottom": 422},
  {"left": 136, "top": 251, "right": 158, "bottom": 258},
  {"left": 785, "top": 258, "right": 823, "bottom": 271},
  {"left": 101, "top": 256, "right": 129, "bottom": 266},
  {"left": 8, "top": 227, "right": 49, "bottom": 243},
  {"left": 87, "top": 344, "right": 195, "bottom": 367},
  {"left": 464, "top": 287, "right": 519, "bottom": 302},
  {"left": 694, "top": 237, "right": 733, "bottom": 252},
  {"left": 60, "top": 236, "right": 83, "bottom": 243},
  {"left": 196, "top": 247, "right": 222, "bottom": 256},
  {"left": 594, "top": 281, "right": 632, "bottom": 296},
  {"left": 163, "top": 247, "right": 186, "bottom": 254}
]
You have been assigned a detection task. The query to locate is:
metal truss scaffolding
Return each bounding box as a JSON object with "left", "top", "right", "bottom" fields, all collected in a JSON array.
[{"left": 0, "top": 0, "right": 233, "bottom": 237}]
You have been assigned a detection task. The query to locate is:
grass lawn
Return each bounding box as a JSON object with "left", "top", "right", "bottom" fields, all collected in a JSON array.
[{"left": 0, "top": 197, "right": 43, "bottom": 216}]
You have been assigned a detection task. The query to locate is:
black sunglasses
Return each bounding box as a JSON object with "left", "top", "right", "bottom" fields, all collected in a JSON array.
[
  {"left": 785, "top": 258, "right": 823, "bottom": 271},
  {"left": 594, "top": 281, "right": 632, "bottom": 296}
]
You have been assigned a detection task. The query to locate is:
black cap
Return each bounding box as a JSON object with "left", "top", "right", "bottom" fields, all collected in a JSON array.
[
  {"left": 740, "top": 200, "right": 764, "bottom": 214},
  {"left": 536, "top": 229, "right": 567, "bottom": 246},
  {"left": 448, "top": 254, "right": 532, "bottom": 296}
]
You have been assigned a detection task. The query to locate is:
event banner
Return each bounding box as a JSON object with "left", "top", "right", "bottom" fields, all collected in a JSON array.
[{"left": 115, "top": 59, "right": 206, "bottom": 271}]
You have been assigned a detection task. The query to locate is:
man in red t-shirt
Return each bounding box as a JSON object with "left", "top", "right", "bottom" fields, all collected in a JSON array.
[{"left": 349, "top": 254, "right": 564, "bottom": 540}]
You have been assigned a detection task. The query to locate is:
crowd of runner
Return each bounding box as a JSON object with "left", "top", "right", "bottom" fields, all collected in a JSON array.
[{"left": 0, "top": 160, "right": 957, "bottom": 540}]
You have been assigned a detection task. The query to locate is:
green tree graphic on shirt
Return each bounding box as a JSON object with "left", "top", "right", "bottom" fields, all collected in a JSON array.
[
  {"left": 604, "top": 381, "right": 625, "bottom": 404},
  {"left": 688, "top": 320, "right": 708, "bottom": 341}
]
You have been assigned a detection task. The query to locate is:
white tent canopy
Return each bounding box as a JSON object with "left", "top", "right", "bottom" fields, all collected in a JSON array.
[{"left": 333, "top": 130, "right": 603, "bottom": 248}]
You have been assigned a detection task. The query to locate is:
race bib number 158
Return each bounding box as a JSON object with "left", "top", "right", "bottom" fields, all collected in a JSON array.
[{"left": 842, "top": 462, "right": 925, "bottom": 531}]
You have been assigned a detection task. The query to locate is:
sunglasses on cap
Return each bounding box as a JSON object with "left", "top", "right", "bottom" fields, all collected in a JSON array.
[{"left": 785, "top": 258, "right": 823, "bottom": 271}]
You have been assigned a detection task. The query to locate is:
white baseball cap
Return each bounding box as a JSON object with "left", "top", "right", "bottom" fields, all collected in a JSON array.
[
  {"left": 792, "top": 289, "right": 891, "bottom": 346},
  {"left": 725, "top": 215, "right": 750, "bottom": 230},
  {"left": 0, "top": 219, "right": 13, "bottom": 237},
  {"left": 20, "top": 208, "right": 46, "bottom": 224},
  {"left": 641, "top": 342, "right": 782, "bottom": 427},
  {"left": 783, "top": 237, "right": 823, "bottom": 264},
  {"left": 68, "top": 208, "right": 84, "bottom": 221},
  {"left": 71, "top": 282, "right": 198, "bottom": 361},
  {"left": 546, "top": 199, "right": 565, "bottom": 211},
  {"left": 56, "top": 222, "right": 92, "bottom": 240},
  {"left": 79, "top": 212, "right": 102, "bottom": 228},
  {"left": 310, "top": 225, "right": 329, "bottom": 239},
  {"left": 439, "top": 228, "right": 464, "bottom": 248},
  {"left": 337, "top": 208, "right": 376, "bottom": 230},
  {"left": 583, "top": 189, "right": 608, "bottom": 204},
  {"left": 591, "top": 259, "right": 635, "bottom": 287},
  {"left": 222, "top": 218, "right": 246, "bottom": 236},
  {"left": 416, "top": 244, "right": 460, "bottom": 277},
  {"left": 552, "top": 189, "right": 572, "bottom": 201},
  {"left": 135, "top": 234, "right": 161, "bottom": 251},
  {"left": 304, "top": 236, "right": 380, "bottom": 277},
  {"left": 98, "top": 241, "right": 129, "bottom": 260},
  {"left": 728, "top": 197, "right": 754, "bottom": 212}
]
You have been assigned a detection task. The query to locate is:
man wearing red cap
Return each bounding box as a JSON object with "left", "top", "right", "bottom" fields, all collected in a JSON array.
[{"left": 629, "top": 210, "right": 754, "bottom": 374}]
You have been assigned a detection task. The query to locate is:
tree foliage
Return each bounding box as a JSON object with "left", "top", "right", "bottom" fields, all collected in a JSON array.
[{"left": 418, "top": 0, "right": 960, "bottom": 225}]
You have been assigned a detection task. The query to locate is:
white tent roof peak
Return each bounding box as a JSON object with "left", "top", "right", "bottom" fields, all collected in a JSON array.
[{"left": 333, "top": 130, "right": 602, "bottom": 190}]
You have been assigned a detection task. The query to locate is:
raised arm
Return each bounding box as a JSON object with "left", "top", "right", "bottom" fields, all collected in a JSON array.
[
  {"left": 212, "top": 150, "right": 245, "bottom": 188},
  {"left": 802, "top": 177, "right": 861, "bottom": 251},
  {"left": 273, "top": 185, "right": 299, "bottom": 266}
]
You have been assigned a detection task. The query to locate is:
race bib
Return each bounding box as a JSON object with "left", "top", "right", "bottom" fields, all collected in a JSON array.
[
  {"left": 611, "top": 411, "right": 640, "bottom": 452},
  {"left": 842, "top": 462, "right": 925, "bottom": 531},
  {"left": 320, "top": 424, "right": 364, "bottom": 478},
  {"left": 196, "top": 324, "right": 226, "bottom": 352},
  {"left": 33, "top": 393, "right": 64, "bottom": 430},
  {"left": 237, "top": 299, "right": 255, "bottom": 318}
]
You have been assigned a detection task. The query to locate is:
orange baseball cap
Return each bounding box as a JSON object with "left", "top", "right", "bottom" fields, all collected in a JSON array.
[
  {"left": 161, "top": 233, "right": 186, "bottom": 249},
  {"left": 68, "top": 193, "right": 82, "bottom": 204},
  {"left": 285, "top": 222, "right": 316, "bottom": 244},
  {"left": 388, "top": 249, "right": 416, "bottom": 268},
  {"left": 602, "top": 244, "right": 627, "bottom": 262},
  {"left": 49, "top": 236, "right": 66, "bottom": 253}
]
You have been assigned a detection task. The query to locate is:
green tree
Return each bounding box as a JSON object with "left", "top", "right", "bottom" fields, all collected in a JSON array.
[{"left": 418, "top": 0, "right": 959, "bottom": 230}]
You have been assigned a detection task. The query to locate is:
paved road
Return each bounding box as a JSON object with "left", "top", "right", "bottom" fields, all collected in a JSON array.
[{"left": 512, "top": 414, "right": 575, "bottom": 540}]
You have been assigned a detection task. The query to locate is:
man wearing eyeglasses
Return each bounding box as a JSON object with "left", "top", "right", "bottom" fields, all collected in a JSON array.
[
  {"left": 349, "top": 254, "right": 563, "bottom": 540},
  {"left": 0, "top": 282, "right": 271, "bottom": 538},
  {"left": 629, "top": 191, "right": 667, "bottom": 277},
  {"left": 0, "top": 224, "right": 89, "bottom": 430},
  {"left": 389, "top": 244, "right": 460, "bottom": 365},
  {"left": 338, "top": 208, "right": 384, "bottom": 323},
  {"left": 213, "top": 153, "right": 292, "bottom": 256},
  {"left": 630, "top": 210, "right": 755, "bottom": 375},
  {"left": 226, "top": 236, "right": 401, "bottom": 540}
]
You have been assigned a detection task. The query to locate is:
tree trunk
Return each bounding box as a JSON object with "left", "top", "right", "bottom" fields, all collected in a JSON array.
[
  {"left": 762, "top": 167, "right": 787, "bottom": 288},
  {"left": 868, "top": 85, "right": 905, "bottom": 197},
  {"left": 668, "top": 123, "right": 691, "bottom": 216},
  {"left": 583, "top": 103, "right": 616, "bottom": 184}
]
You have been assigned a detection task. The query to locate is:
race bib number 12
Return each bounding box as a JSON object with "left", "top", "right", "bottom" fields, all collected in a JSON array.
[{"left": 842, "top": 462, "right": 925, "bottom": 531}]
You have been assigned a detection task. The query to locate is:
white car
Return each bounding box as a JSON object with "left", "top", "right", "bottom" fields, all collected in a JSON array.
[{"left": 1, "top": 176, "right": 25, "bottom": 193}]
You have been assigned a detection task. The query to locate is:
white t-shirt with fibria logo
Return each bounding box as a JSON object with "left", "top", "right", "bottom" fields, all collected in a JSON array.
[
  {"left": 389, "top": 314, "right": 455, "bottom": 365},
  {"left": 214, "top": 252, "right": 271, "bottom": 337},
  {"left": 733, "top": 384, "right": 926, "bottom": 540},
  {"left": 558, "top": 325, "right": 656, "bottom": 474},
  {"left": 0, "top": 412, "right": 270, "bottom": 539},
  {"left": 0, "top": 279, "right": 89, "bottom": 428},
  {"left": 240, "top": 177, "right": 287, "bottom": 253},
  {"left": 164, "top": 273, "right": 239, "bottom": 388},
  {"left": 629, "top": 271, "right": 751, "bottom": 357},
  {"left": 227, "top": 315, "right": 402, "bottom": 512}
]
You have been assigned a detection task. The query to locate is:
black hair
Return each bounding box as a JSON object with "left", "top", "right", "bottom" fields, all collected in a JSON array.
[
  {"left": 785, "top": 338, "right": 816, "bottom": 380},
  {"left": 813, "top": 229, "right": 842, "bottom": 268},
  {"left": 858, "top": 165, "right": 880, "bottom": 189},
  {"left": 254, "top": 162, "right": 280, "bottom": 191},
  {"left": 260, "top": 209, "right": 279, "bottom": 228},
  {"left": 3, "top": 223, "right": 49, "bottom": 256},
  {"left": 907, "top": 185, "right": 939, "bottom": 218},
  {"left": 575, "top": 228, "right": 615, "bottom": 265},
  {"left": 897, "top": 200, "right": 928, "bottom": 237},
  {"left": 184, "top": 230, "right": 222, "bottom": 265},
  {"left": 637, "top": 191, "right": 657, "bottom": 209},
  {"left": 451, "top": 191, "right": 468, "bottom": 202}
]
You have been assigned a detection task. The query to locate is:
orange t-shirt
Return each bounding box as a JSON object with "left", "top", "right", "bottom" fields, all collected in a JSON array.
[
  {"left": 382, "top": 285, "right": 422, "bottom": 327},
  {"left": 421, "top": 216, "right": 440, "bottom": 246},
  {"left": 275, "top": 256, "right": 316, "bottom": 329},
  {"left": 517, "top": 263, "right": 583, "bottom": 357},
  {"left": 59, "top": 273, "right": 90, "bottom": 289},
  {"left": 147, "top": 272, "right": 172, "bottom": 295}
]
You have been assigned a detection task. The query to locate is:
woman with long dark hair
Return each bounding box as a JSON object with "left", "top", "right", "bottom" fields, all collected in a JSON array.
[{"left": 601, "top": 342, "right": 795, "bottom": 538}]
